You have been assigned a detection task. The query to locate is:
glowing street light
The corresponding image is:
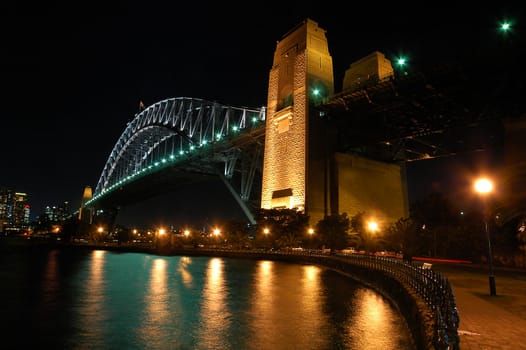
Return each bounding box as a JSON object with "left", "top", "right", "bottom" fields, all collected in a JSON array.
[
  {"left": 307, "top": 228, "right": 314, "bottom": 235},
  {"left": 474, "top": 178, "right": 493, "bottom": 194},
  {"left": 366, "top": 220, "right": 380, "bottom": 253},
  {"left": 367, "top": 220, "right": 379, "bottom": 233},
  {"left": 474, "top": 177, "right": 497, "bottom": 296},
  {"left": 213, "top": 228, "right": 221, "bottom": 236},
  {"left": 263, "top": 228, "right": 270, "bottom": 235},
  {"left": 184, "top": 229, "right": 190, "bottom": 237}
]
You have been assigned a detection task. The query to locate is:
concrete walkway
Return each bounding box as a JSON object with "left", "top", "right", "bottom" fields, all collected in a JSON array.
[{"left": 431, "top": 262, "right": 526, "bottom": 349}]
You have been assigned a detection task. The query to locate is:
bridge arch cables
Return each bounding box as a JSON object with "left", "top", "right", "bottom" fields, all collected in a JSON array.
[{"left": 88, "top": 97, "right": 266, "bottom": 224}]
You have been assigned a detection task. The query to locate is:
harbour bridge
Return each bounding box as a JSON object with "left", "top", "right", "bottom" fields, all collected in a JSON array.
[
  {"left": 83, "top": 98, "right": 267, "bottom": 224},
  {"left": 81, "top": 19, "right": 525, "bottom": 229}
]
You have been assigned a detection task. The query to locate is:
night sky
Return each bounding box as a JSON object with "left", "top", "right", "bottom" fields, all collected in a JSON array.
[{"left": 1, "top": 2, "right": 524, "bottom": 226}]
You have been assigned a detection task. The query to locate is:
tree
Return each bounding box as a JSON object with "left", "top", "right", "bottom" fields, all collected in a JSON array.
[
  {"left": 516, "top": 217, "right": 526, "bottom": 268},
  {"left": 276, "top": 232, "right": 302, "bottom": 249},
  {"left": 114, "top": 225, "right": 132, "bottom": 244},
  {"left": 255, "top": 208, "right": 309, "bottom": 248},
  {"left": 223, "top": 220, "right": 252, "bottom": 249},
  {"left": 348, "top": 212, "right": 367, "bottom": 250},
  {"left": 316, "top": 213, "right": 350, "bottom": 249},
  {"left": 385, "top": 217, "right": 418, "bottom": 258},
  {"left": 410, "top": 192, "right": 462, "bottom": 257}
]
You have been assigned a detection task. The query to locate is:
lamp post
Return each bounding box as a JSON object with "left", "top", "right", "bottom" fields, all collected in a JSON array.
[
  {"left": 262, "top": 228, "right": 270, "bottom": 250},
  {"left": 474, "top": 178, "right": 497, "bottom": 296},
  {"left": 213, "top": 228, "right": 221, "bottom": 248},
  {"left": 366, "top": 220, "right": 379, "bottom": 254}
]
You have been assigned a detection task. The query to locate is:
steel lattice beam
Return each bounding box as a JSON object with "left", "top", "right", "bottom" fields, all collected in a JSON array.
[
  {"left": 318, "top": 64, "right": 522, "bottom": 162},
  {"left": 88, "top": 98, "right": 266, "bottom": 215}
]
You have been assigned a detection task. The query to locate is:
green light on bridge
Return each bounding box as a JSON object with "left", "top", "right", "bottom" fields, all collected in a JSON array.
[
  {"left": 396, "top": 56, "right": 407, "bottom": 67},
  {"left": 499, "top": 20, "right": 513, "bottom": 34}
]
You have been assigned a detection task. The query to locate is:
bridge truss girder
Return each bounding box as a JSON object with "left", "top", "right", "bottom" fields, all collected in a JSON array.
[
  {"left": 89, "top": 97, "right": 266, "bottom": 223},
  {"left": 320, "top": 64, "right": 522, "bottom": 163}
]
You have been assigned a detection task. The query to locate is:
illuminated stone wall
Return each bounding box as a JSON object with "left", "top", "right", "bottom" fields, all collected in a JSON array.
[
  {"left": 261, "top": 19, "right": 334, "bottom": 213},
  {"left": 262, "top": 19, "right": 408, "bottom": 228},
  {"left": 331, "top": 153, "right": 409, "bottom": 229},
  {"left": 342, "top": 51, "right": 394, "bottom": 92},
  {"left": 78, "top": 185, "right": 93, "bottom": 221}
]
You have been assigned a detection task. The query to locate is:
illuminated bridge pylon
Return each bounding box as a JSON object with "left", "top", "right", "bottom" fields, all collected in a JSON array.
[{"left": 86, "top": 97, "right": 266, "bottom": 224}]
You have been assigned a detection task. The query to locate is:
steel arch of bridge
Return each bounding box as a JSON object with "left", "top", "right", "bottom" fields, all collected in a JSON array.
[{"left": 88, "top": 97, "right": 266, "bottom": 223}]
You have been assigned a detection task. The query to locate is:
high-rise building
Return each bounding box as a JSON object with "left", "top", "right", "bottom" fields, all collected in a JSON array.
[
  {"left": 0, "top": 188, "right": 30, "bottom": 233},
  {"left": 0, "top": 187, "right": 12, "bottom": 232},
  {"left": 44, "top": 201, "right": 70, "bottom": 222}
]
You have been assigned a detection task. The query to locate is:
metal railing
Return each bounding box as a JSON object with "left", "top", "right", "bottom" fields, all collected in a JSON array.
[
  {"left": 294, "top": 250, "right": 460, "bottom": 350},
  {"left": 216, "top": 248, "right": 459, "bottom": 350}
]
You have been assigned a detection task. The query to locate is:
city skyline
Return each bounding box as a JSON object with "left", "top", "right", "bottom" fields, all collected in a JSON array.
[{"left": 1, "top": 2, "right": 523, "bottom": 222}]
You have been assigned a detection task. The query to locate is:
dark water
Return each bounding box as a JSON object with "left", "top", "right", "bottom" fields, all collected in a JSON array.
[{"left": 0, "top": 243, "right": 415, "bottom": 349}]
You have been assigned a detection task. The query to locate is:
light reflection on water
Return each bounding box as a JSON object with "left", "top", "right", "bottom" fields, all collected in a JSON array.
[
  {"left": 348, "top": 288, "right": 406, "bottom": 350},
  {"left": 75, "top": 250, "right": 107, "bottom": 348},
  {"left": 247, "top": 262, "right": 329, "bottom": 350},
  {"left": 140, "top": 258, "right": 170, "bottom": 345},
  {"left": 178, "top": 256, "right": 193, "bottom": 287},
  {"left": 0, "top": 248, "right": 415, "bottom": 350},
  {"left": 196, "top": 258, "right": 231, "bottom": 349}
]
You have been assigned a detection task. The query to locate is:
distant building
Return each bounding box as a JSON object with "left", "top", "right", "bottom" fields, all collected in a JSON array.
[
  {"left": 0, "top": 187, "right": 30, "bottom": 234},
  {"left": 44, "top": 201, "right": 70, "bottom": 222}
]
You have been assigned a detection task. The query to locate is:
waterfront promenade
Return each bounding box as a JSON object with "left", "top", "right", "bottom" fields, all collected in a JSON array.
[{"left": 432, "top": 262, "right": 526, "bottom": 350}]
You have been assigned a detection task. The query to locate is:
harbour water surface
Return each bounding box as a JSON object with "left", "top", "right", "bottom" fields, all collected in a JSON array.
[{"left": 0, "top": 243, "right": 415, "bottom": 349}]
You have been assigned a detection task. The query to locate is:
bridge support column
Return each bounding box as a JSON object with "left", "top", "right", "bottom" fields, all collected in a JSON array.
[{"left": 261, "top": 19, "right": 334, "bottom": 225}]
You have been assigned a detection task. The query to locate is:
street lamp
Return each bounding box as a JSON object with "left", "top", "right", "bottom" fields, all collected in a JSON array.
[
  {"left": 367, "top": 220, "right": 379, "bottom": 233},
  {"left": 474, "top": 177, "right": 497, "bottom": 296},
  {"left": 367, "top": 220, "right": 379, "bottom": 253}
]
